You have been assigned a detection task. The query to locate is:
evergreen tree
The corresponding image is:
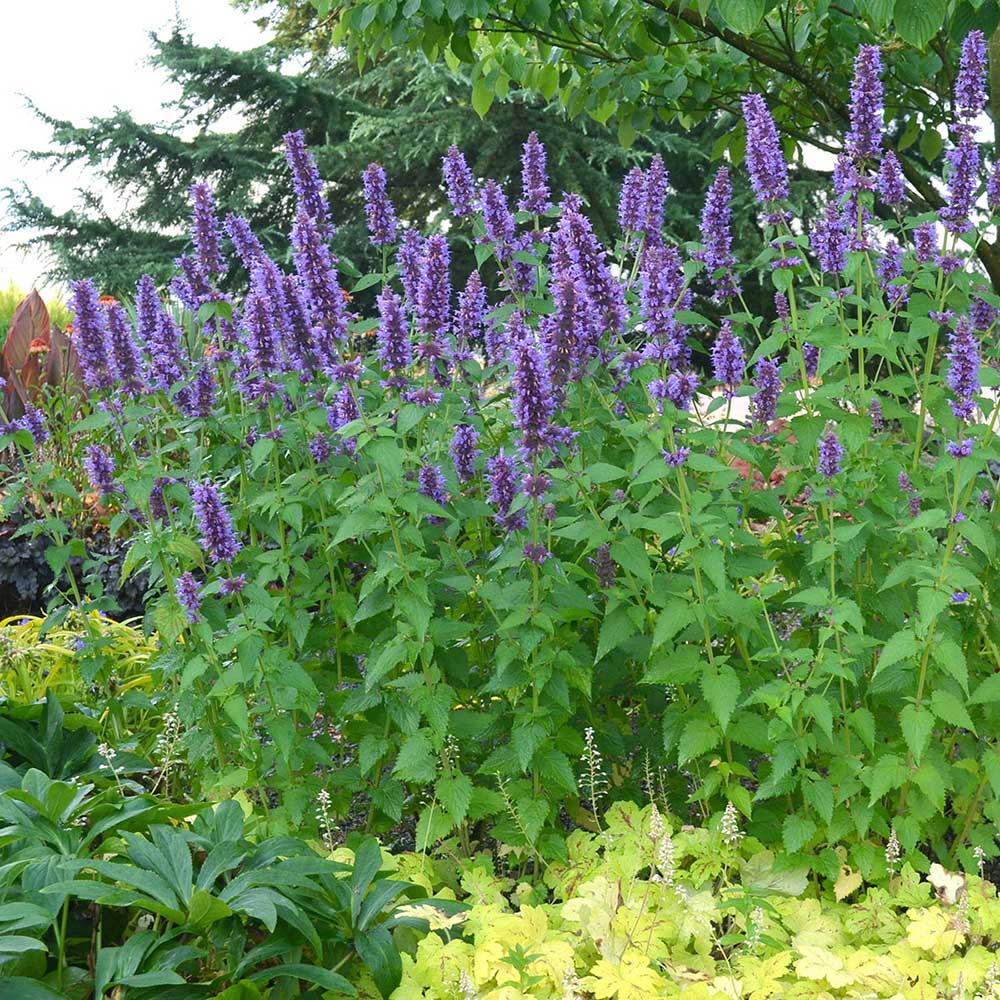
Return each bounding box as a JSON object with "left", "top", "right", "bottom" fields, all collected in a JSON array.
[{"left": 5, "top": 30, "right": 742, "bottom": 298}]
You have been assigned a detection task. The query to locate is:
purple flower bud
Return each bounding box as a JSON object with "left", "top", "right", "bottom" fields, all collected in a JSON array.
[
  {"left": 450, "top": 424, "right": 480, "bottom": 483},
  {"left": 522, "top": 542, "right": 551, "bottom": 565},
  {"left": 590, "top": 543, "right": 616, "bottom": 588},
  {"left": 663, "top": 446, "right": 691, "bottom": 467},
  {"left": 618, "top": 166, "right": 646, "bottom": 235},
  {"left": 946, "top": 438, "right": 975, "bottom": 458},
  {"left": 711, "top": 321, "right": 744, "bottom": 398},
  {"left": 403, "top": 386, "right": 441, "bottom": 407},
  {"left": 522, "top": 472, "right": 551, "bottom": 499},
  {"left": 518, "top": 131, "right": 551, "bottom": 215},
  {"left": 877, "top": 151, "right": 906, "bottom": 206},
  {"left": 189, "top": 182, "right": 226, "bottom": 278},
  {"left": 175, "top": 572, "right": 202, "bottom": 623},
  {"left": 190, "top": 480, "right": 241, "bottom": 564},
  {"left": 774, "top": 292, "right": 789, "bottom": 324},
  {"left": 442, "top": 146, "right": 476, "bottom": 218},
  {"left": 847, "top": 45, "right": 883, "bottom": 161},
  {"left": 83, "top": 445, "right": 117, "bottom": 495},
  {"left": 817, "top": 429, "right": 844, "bottom": 478},
  {"left": 362, "top": 162, "right": 398, "bottom": 246},
  {"left": 909, "top": 495, "right": 922, "bottom": 518},
  {"left": 869, "top": 396, "right": 884, "bottom": 432},
  {"left": 283, "top": 129, "right": 332, "bottom": 238},
  {"left": 150, "top": 476, "right": 177, "bottom": 523},
  {"left": 741, "top": 94, "right": 789, "bottom": 205},
  {"left": 898, "top": 470, "right": 913, "bottom": 493},
  {"left": 952, "top": 590, "right": 971, "bottom": 604},
  {"left": 946, "top": 316, "right": 980, "bottom": 421},
  {"left": 220, "top": 575, "right": 247, "bottom": 595},
  {"left": 751, "top": 357, "right": 782, "bottom": 425}
]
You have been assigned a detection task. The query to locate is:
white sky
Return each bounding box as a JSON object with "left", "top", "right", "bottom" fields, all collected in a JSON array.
[{"left": 0, "top": 0, "right": 269, "bottom": 296}]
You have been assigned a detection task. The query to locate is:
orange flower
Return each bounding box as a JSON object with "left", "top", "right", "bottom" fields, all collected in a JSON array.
[
  {"left": 204, "top": 343, "right": 216, "bottom": 358},
  {"left": 63, "top": 323, "right": 75, "bottom": 334},
  {"left": 98, "top": 294, "right": 117, "bottom": 307},
  {"left": 29, "top": 337, "right": 49, "bottom": 354}
]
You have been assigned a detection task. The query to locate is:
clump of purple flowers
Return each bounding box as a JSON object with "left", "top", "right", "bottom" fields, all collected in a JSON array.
[
  {"left": 817, "top": 429, "right": 844, "bottom": 479},
  {"left": 946, "top": 316, "right": 980, "bottom": 421}
]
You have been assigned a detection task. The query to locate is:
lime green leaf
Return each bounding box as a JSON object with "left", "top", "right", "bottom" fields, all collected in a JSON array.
[{"left": 472, "top": 76, "right": 494, "bottom": 118}]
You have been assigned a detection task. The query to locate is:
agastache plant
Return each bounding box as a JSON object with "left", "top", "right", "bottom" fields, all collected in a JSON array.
[{"left": 32, "top": 36, "right": 1000, "bottom": 866}]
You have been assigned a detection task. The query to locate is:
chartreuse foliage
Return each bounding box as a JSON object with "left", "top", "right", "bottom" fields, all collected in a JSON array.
[{"left": 396, "top": 802, "right": 1000, "bottom": 1000}]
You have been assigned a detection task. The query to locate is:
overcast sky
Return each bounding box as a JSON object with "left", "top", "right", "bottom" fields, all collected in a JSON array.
[{"left": 0, "top": 0, "right": 268, "bottom": 295}]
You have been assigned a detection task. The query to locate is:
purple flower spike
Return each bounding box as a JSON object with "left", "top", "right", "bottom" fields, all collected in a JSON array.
[
  {"left": 362, "top": 162, "right": 398, "bottom": 247},
  {"left": 283, "top": 129, "right": 332, "bottom": 238},
  {"left": 417, "top": 463, "right": 448, "bottom": 521},
  {"left": 618, "top": 167, "right": 646, "bottom": 235},
  {"left": 442, "top": 146, "right": 476, "bottom": 218},
  {"left": 665, "top": 370, "right": 699, "bottom": 411},
  {"left": 224, "top": 214, "right": 267, "bottom": 269},
  {"left": 511, "top": 334, "right": 556, "bottom": 456},
  {"left": 913, "top": 222, "right": 938, "bottom": 262},
  {"left": 817, "top": 429, "right": 844, "bottom": 478},
  {"left": 397, "top": 228, "right": 425, "bottom": 310},
  {"left": 454, "top": 271, "right": 486, "bottom": 354},
  {"left": 590, "top": 543, "right": 617, "bottom": 588},
  {"left": 811, "top": 201, "right": 848, "bottom": 274},
  {"left": 190, "top": 481, "right": 241, "bottom": 565},
  {"left": 741, "top": 94, "right": 789, "bottom": 205},
  {"left": 941, "top": 131, "right": 979, "bottom": 234},
  {"left": 642, "top": 154, "right": 669, "bottom": 244},
  {"left": 416, "top": 234, "right": 451, "bottom": 340},
  {"left": 946, "top": 316, "right": 980, "bottom": 421},
  {"left": 803, "top": 343, "right": 820, "bottom": 378},
  {"left": 946, "top": 438, "right": 975, "bottom": 458},
  {"left": 175, "top": 572, "right": 202, "bottom": 624},
  {"left": 104, "top": 301, "right": 145, "bottom": 396},
  {"left": 376, "top": 286, "right": 412, "bottom": 384},
  {"left": 309, "top": 432, "right": 332, "bottom": 463},
  {"left": 544, "top": 272, "right": 601, "bottom": 391},
  {"left": 956, "top": 31, "right": 988, "bottom": 126},
  {"left": 290, "top": 207, "right": 348, "bottom": 364},
  {"left": 18, "top": 407, "right": 48, "bottom": 446},
  {"left": 518, "top": 131, "right": 551, "bottom": 215},
  {"left": 878, "top": 151, "right": 906, "bottom": 206},
  {"left": 711, "top": 320, "right": 745, "bottom": 398},
  {"left": 696, "top": 166, "right": 739, "bottom": 300},
  {"left": 479, "top": 179, "right": 516, "bottom": 252},
  {"left": 220, "top": 575, "right": 247, "bottom": 595},
  {"left": 69, "top": 279, "right": 114, "bottom": 391},
  {"left": 83, "top": 445, "right": 118, "bottom": 495},
  {"left": 189, "top": 182, "right": 226, "bottom": 278},
  {"left": 988, "top": 163, "right": 1000, "bottom": 213},
  {"left": 751, "top": 357, "right": 782, "bottom": 425},
  {"left": 450, "top": 424, "right": 480, "bottom": 484},
  {"left": 847, "top": 45, "right": 883, "bottom": 161},
  {"left": 486, "top": 449, "right": 526, "bottom": 532}
]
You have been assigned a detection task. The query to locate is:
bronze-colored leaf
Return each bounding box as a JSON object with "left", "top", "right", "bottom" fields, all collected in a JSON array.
[{"left": 3, "top": 290, "right": 50, "bottom": 374}]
